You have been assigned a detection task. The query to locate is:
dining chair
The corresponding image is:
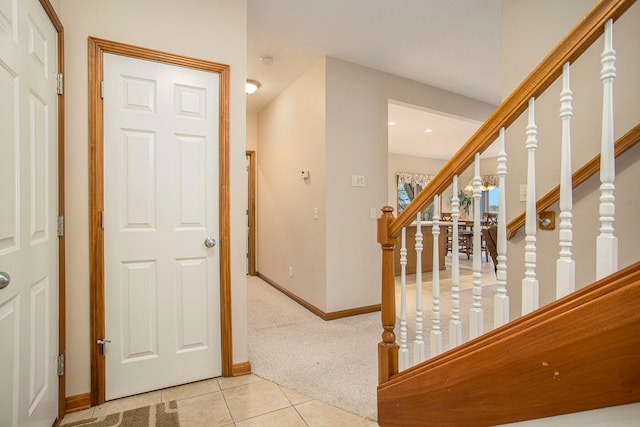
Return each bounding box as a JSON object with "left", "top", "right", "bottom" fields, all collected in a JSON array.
[{"left": 441, "top": 212, "right": 453, "bottom": 255}]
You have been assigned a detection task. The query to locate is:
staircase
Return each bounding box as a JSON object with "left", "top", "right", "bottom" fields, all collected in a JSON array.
[{"left": 375, "top": 0, "right": 640, "bottom": 425}]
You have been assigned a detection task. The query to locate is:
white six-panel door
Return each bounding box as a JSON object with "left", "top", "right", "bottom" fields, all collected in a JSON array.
[
  {"left": 103, "top": 53, "right": 221, "bottom": 400},
  {"left": 0, "top": 0, "right": 59, "bottom": 425}
]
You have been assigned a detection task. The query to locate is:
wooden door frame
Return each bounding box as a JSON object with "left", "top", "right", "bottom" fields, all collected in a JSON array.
[
  {"left": 33, "top": 0, "right": 66, "bottom": 422},
  {"left": 246, "top": 151, "right": 256, "bottom": 276},
  {"left": 88, "top": 38, "right": 233, "bottom": 406}
]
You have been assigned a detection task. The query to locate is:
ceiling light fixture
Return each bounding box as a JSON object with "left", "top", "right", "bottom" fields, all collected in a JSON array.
[
  {"left": 424, "top": 128, "right": 433, "bottom": 133},
  {"left": 388, "top": 121, "right": 397, "bottom": 126},
  {"left": 246, "top": 79, "right": 261, "bottom": 95}
]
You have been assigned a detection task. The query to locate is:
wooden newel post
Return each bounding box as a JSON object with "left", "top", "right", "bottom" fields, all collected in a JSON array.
[{"left": 378, "top": 206, "right": 398, "bottom": 384}]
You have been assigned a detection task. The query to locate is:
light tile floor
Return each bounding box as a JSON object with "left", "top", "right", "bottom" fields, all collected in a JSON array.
[{"left": 60, "top": 374, "right": 379, "bottom": 426}]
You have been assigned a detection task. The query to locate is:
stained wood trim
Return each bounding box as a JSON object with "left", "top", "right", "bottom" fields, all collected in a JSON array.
[
  {"left": 377, "top": 207, "right": 398, "bottom": 384},
  {"left": 378, "top": 261, "right": 640, "bottom": 426},
  {"left": 231, "top": 362, "right": 252, "bottom": 377},
  {"left": 39, "top": 0, "right": 63, "bottom": 30},
  {"left": 257, "top": 273, "right": 380, "bottom": 320},
  {"left": 246, "top": 151, "right": 257, "bottom": 276},
  {"left": 88, "top": 37, "right": 233, "bottom": 406},
  {"left": 257, "top": 273, "right": 326, "bottom": 318},
  {"left": 86, "top": 38, "right": 230, "bottom": 74},
  {"left": 388, "top": 0, "right": 636, "bottom": 238},
  {"left": 507, "top": 123, "right": 640, "bottom": 239},
  {"left": 217, "top": 42, "right": 233, "bottom": 381},
  {"left": 88, "top": 37, "right": 105, "bottom": 407},
  {"left": 64, "top": 393, "right": 92, "bottom": 414},
  {"left": 324, "top": 304, "right": 381, "bottom": 320},
  {"left": 37, "top": 0, "right": 66, "bottom": 421}
]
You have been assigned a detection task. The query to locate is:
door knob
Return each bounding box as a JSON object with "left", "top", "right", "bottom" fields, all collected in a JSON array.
[
  {"left": 0, "top": 272, "right": 10, "bottom": 290},
  {"left": 204, "top": 237, "right": 216, "bottom": 248}
]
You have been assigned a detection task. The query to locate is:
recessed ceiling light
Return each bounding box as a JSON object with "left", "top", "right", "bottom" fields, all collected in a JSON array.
[
  {"left": 424, "top": 128, "right": 433, "bottom": 133},
  {"left": 388, "top": 121, "right": 397, "bottom": 126}
]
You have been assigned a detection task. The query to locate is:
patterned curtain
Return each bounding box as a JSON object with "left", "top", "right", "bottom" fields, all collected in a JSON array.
[{"left": 397, "top": 172, "right": 436, "bottom": 189}]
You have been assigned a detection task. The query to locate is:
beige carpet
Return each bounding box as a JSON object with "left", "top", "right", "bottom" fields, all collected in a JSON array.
[
  {"left": 63, "top": 401, "right": 179, "bottom": 427},
  {"left": 248, "top": 255, "right": 498, "bottom": 421}
]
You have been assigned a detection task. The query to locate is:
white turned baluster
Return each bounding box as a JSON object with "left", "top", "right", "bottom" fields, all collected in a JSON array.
[
  {"left": 557, "top": 62, "right": 576, "bottom": 298},
  {"left": 399, "top": 227, "right": 409, "bottom": 371},
  {"left": 470, "top": 155, "right": 484, "bottom": 339},
  {"left": 413, "top": 213, "right": 425, "bottom": 364},
  {"left": 522, "top": 98, "right": 539, "bottom": 315},
  {"left": 449, "top": 176, "right": 462, "bottom": 348},
  {"left": 430, "top": 195, "right": 442, "bottom": 357},
  {"left": 597, "top": 19, "right": 618, "bottom": 280},
  {"left": 494, "top": 128, "right": 509, "bottom": 328}
]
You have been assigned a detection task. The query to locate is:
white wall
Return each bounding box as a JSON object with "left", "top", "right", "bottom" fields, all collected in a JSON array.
[
  {"left": 501, "top": 0, "right": 597, "bottom": 96},
  {"left": 256, "top": 57, "right": 495, "bottom": 313},
  {"left": 323, "top": 58, "right": 387, "bottom": 312},
  {"left": 501, "top": 1, "right": 640, "bottom": 318},
  {"left": 324, "top": 58, "right": 496, "bottom": 312},
  {"left": 497, "top": 402, "right": 640, "bottom": 427},
  {"left": 48, "top": 0, "right": 60, "bottom": 14},
  {"left": 257, "top": 59, "right": 328, "bottom": 310},
  {"left": 59, "top": 0, "right": 247, "bottom": 397},
  {"left": 246, "top": 112, "right": 258, "bottom": 151},
  {"left": 246, "top": 112, "right": 258, "bottom": 269}
]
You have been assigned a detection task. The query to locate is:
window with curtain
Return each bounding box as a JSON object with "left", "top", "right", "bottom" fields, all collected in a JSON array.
[
  {"left": 397, "top": 172, "right": 437, "bottom": 220},
  {"left": 480, "top": 188, "right": 499, "bottom": 214}
]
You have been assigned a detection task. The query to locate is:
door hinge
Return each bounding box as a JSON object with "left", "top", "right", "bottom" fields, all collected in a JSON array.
[
  {"left": 100, "top": 211, "right": 105, "bottom": 229},
  {"left": 101, "top": 81, "right": 105, "bottom": 99},
  {"left": 56, "top": 74, "right": 63, "bottom": 95},
  {"left": 56, "top": 354, "right": 64, "bottom": 376},
  {"left": 56, "top": 215, "right": 64, "bottom": 237}
]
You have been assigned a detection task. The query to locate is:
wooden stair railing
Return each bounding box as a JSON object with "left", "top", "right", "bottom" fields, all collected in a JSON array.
[
  {"left": 377, "top": 261, "right": 640, "bottom": 427},
  {"left": 385, "top": 0, "right": 635, "bottom": 238},
  {"left": 506, "top": 123, "right": 640, "bottom": 240},
  {"left": 377, "top": 206, "right": 399, "bottom": 384},
  {"left": 377, "top": 0, "right": 637, "bottom": 385}
]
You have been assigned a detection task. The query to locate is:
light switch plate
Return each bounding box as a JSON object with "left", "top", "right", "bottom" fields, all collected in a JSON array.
[
  {"left": 351, "top": 175, "right": 365, "bottom": 187},
  {"left": 519, "top": 184, "right": 527, "bottom": 202}
]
